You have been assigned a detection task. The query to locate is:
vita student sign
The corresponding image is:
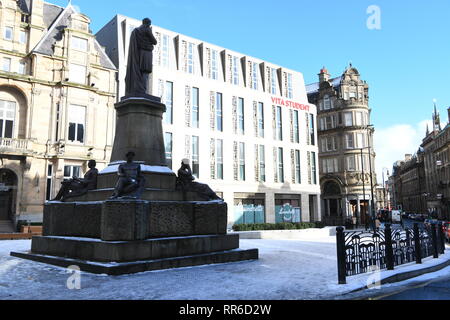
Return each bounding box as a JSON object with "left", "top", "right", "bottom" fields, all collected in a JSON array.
[{"left": 271, "top": 97, "right": 311, "bottom": 112}]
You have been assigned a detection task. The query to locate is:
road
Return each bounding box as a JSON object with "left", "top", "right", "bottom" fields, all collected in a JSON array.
[{"left": 376, "top": 272, "right": 450, "bottom": 300}]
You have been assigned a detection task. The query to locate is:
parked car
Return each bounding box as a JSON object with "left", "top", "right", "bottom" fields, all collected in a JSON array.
[
  {"left": 443, "top": 222, "right": 450, "bottom": 242},
  {"left": 414, "top": 214, "right": 427, "bottom": 222},
  {"left": 408, "top": 213, "right": 417, "bottom": 220}
]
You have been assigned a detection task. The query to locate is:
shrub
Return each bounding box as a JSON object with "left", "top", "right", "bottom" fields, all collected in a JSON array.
[{"left": 232, "top": 222, "right": 318, "bottom": 231}]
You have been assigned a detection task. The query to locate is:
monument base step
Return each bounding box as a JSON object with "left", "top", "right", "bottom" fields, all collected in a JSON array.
[
  {"left": 10, "top": 248, "right": 259, "bottom": 275},
  {"left": 29, "top": 234, "right": 241, "bottom": 262}
]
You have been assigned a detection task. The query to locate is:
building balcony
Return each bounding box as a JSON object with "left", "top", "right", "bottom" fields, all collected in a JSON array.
[{"left": 0, "top": 138, "right": 34, "bottom": 156}]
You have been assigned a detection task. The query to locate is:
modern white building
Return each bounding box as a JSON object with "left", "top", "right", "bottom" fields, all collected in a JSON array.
[{"left": 96, "top": 15, "right": 321, "bottom": 227}]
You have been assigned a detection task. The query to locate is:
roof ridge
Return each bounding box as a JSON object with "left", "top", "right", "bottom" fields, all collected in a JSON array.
[
  {"left": 43, "top": 1, "right": 65, "bottom": 9},
  {"left": 306, "top": 76, "right": 342, "bottom": 88},
  {"left": 31, "top": 4, "right": 74, "bottom": 54},
  {"left": 93, "top": 39, "right": 117, "bottom": 70}
]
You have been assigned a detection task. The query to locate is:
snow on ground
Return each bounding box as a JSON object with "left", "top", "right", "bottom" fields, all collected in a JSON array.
[{"left": 0, "top": 231, "right": 448, "bottom": 300}]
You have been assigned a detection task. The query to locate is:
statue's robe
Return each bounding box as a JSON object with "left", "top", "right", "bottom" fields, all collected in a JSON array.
[{"left": 125, "top": 25, "right": 157, "bottom": 96}]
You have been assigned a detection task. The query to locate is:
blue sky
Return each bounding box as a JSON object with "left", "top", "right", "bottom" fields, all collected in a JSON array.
[{"left": 53, "top": 0, "right": 450, "bottom": 179}]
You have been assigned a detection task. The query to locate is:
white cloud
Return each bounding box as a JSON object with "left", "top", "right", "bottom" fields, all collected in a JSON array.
[{"left": 373, "top": 120, "right": 433, "bottom": 184}]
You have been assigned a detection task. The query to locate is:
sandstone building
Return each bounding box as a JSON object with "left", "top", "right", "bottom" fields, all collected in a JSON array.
[
  {"left": 0, "top": 0, "right": 116, "bottom": 231},
  {"left": 389, "top": 153, "right": 426, "bottom": 214},
  {"left": 306, "top": 66, "right": 377, "bottom": 226},
  {"left": 390, "top": 105, "right": 450, "bottom": 220}
]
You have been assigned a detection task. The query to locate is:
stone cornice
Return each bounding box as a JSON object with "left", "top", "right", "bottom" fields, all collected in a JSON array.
[
  {"left": 0, "top": 48, "right": 28, "bottom": 58},
  {"left": 0, "top": 73, "right": 115, "bottom": 97},
  {"left": 65, "top": 28, "right": 94, "bottom": 38}
]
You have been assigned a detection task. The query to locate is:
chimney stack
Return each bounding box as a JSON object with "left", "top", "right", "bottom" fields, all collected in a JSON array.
[
  {"left": 447, "top": 107, "right": 450, "bottom": 124},
  {"left": 318, "top": 67, "right": 330, "bottom": 83}
]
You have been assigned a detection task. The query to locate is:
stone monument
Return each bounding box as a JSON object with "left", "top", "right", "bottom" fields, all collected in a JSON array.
[{"left": 11, "top": 18, "right": 258, "bottom": 275}]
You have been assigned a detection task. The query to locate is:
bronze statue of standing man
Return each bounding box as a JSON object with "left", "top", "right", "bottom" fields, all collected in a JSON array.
[{"left": 125, "top": 18, "right": 157, "bottom": 98}]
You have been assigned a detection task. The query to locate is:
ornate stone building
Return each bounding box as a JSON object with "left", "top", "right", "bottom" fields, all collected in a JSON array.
[
  {"left": 389, "top": 105, "right": 450, "bottom": 220},
  {"left": 421, "top": 106, "right": 450, "bottom": 219},
  {"left": 307, "top": 66, "right": 377, "bottom": 226},
  {"left": 0, "top": 0, "right": 116, "bottom": 231},
  {"left": 390, "top": 153, "right": 426, "bottom": 214}
]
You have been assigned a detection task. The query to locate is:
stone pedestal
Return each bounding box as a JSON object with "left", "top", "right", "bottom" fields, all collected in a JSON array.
[
  {"left": 11, "top": 198, "right": 258, "bottom": 275},
  {"left": 10, "top": 96, "right": 259, "bottom": 275},
  {"left": 110, "top": 97, "right": 167, "bottom": 166},
  {"left": 42, "top": 200, "right": 228, "bottom": 240},
  {"left": 101, "top": 200, "right": 149, "bottom": 241}
]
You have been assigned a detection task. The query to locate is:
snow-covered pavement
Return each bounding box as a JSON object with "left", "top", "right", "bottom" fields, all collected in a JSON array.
[{"left": 0, "top": 233, "right": 449, "bottom": 300}]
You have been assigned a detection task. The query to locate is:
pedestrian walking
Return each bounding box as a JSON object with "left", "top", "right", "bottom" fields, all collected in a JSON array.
[{"left": 375, "top": 218, "right": 381, "bottom": 231}]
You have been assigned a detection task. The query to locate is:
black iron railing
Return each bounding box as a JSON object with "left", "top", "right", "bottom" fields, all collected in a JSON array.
[{"left": 336, "top": 222, "right": 446, "bottom": 284}]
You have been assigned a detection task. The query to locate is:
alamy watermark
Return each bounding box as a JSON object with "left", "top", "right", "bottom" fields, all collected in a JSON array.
[
  {"left": 366, "top": 264, "right": 381, "bottom": 290},
  {"left": 66, "top": 265, "right": 81, "bottom": 290},
  {"left": 367, "top": 5, "right": 381, "bottom": 30}
]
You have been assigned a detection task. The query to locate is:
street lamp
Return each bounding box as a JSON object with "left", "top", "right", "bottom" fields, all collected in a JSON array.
[
  {"left": 357, "top": 125, "right": 376, "bottom": 231},
  {"left": 382, "top": 167, "right": 389, "bottom": 210},
  {"left": 367, "top": 125, "right": 376, "bottom": 232},
  {"left": 358, "top": 144, "right": 374, "bottom": 231}
]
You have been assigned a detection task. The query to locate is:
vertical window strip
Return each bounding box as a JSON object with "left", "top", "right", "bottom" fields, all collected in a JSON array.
[
  {"left": 287, "top": 73, "right": 293, "bottom": 99},
  {"left": 216, "top": 139, "right": 223, "bottom": 180},
  {"left": 216, "top": 92, "right": 223, "bottom": 131},
  {"left": 232, "top": 96, "right": 238, "bottom": 134},
  {"left": 295, "top": 150, "right": 301, "bottom": 184},
  {"left": 253, "top": 102, "right": 258, "bottom": 137},
  {"left": 164, "top": 81, "right": 173, "bottom": 124},
  {"left": 191, "top": 87, "right": 199, "bottom": 128},
  {"left": 239, "top": 142, "right": 246, "bottom": 181},
  {"left": 259, "top": 145, "right": 266, "bottom": 182},
  {"left": 258, "top": 102, "right": 264, "bottom": 138},
  {"left": 233, "top": 141, "right": 238, "bottom": 181},
  {"left": 210, "top": 138, "right": 216, "bottom": 179},
  {"left": 161, "top": 34, "right": 170, "bottom": 68},
  {"left": 278, "top": 147, "right": 284, "bottom": 183},
  {"left": 187, "top": 42, "right": 194, "bottom": 74},
  {"left": 294, "top": 110, "right": 300, "bottom": 143},
  {"left": 192, "top": 136, "right": 199, "bottom": 178},
  {"left": 210, "top": 91, "right": 216, "bottom": 130},
  {"left": 276, "top": 106, "right": 283, "bottom": 141},
  {"left": 233, "top": 56, "right": 239, "bottom": 85},
  {"left": 309, "top": 113, "right": 315, "bottom": 145},
  {"left": 238, "top": 97, "right": 245, "bottom": 135},
  {"left": 273, "top": 147, "right": 278, "bottom": 183},
  {"left": 211, "top": 49, "right": 218, "bottom": 80},
  {"left": 164, "top": 132, "right": 173, "bottom": 169},
  {"left": 271, "top": 68, "right": 277, "bottom": 94}
]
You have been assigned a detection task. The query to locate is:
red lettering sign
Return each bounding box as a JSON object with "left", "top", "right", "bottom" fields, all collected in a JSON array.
[{"left": 270, "top": 96, "right": 311, "bottom": 112}]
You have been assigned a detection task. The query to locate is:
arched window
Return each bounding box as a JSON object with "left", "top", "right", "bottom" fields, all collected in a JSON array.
[
  {"left": 323, "top": 180, "right": 341, "bottom": 197},
  {"left": 0, "top": 100, "right": 15, "bottom": 138},
  {"left": 0, "top": 85, "right": 28, "bottom": 139}
]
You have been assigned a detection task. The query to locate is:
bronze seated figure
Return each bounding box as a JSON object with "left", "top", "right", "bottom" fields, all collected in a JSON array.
[
  {"left": 110, "top": 151, "right": 145, "bottom": 199},
  {"left": 176, "top": 159, "right": 222, "bottom": 201},
  {"left": 52, "top": 160, "right": 98, "bottom": 201}
]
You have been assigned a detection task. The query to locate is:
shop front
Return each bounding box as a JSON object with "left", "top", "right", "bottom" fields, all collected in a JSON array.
[
  {"left": 275, "top": 194, "right": 301, "bottom": 223},
  {"left": 233, "top": 193, "right": 265, "bottom": 225}
]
